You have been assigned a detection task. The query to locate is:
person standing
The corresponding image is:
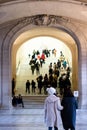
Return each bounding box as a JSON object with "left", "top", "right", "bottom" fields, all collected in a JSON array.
[
  {"left": 61, "top": 87, "right": 78, "bottom": 130},
  {"left": 12, "top": 78, "right": 16, "bottom": 96},
  {"left": 36, "top": 74, "right": 43, "bottom": 94},
  {"left": 26, "top": 80, "right": 30, "bottom": 94},
  {"left": 44, "top": 87, "right": 63, "bottom": 130},
  {"left": 31, "top": 80, "right": 36, "bottom": 94}
]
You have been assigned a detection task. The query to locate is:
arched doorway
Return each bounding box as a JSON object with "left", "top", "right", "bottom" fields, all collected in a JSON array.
[
  {"left": 12, "top": 28, "right": 78, "bottom": 97},
  {"left": 1, "top": 24, "right": 81, "bottom": 109}
]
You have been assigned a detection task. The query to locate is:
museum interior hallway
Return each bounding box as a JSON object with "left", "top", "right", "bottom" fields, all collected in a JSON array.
[
  {"left": 3, "top": 49, "right": 86, "bottom": 130},
  {"left": 0, "top": 25, "right": 86, "bottom": 130},
  {"left": 1, "top": 0, "right": 87, "bottom": 129}
]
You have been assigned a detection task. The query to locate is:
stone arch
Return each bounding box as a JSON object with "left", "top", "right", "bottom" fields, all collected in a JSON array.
[
  {"left": 12, "top": 27, "right": 78, "bottom": 90},
  {"left": 0, "top": 15, "right": 85, "bottom": 109}
]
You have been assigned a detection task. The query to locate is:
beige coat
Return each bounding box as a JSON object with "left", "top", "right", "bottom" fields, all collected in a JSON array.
[{"left": 44, "top": 95, "right": 63, "bottom": 128}]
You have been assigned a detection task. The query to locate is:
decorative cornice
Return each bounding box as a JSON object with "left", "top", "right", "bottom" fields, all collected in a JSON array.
[
  {"left": 17, "top": 14, "right": 69, "bottom": 26},
  {"left": 0, "top": 14, "right": 69, "bottom": 30}
]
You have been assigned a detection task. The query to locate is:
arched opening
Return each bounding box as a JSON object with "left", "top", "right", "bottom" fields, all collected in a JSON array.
[
  {"left": 12, "top": 27, "right": 78, "bottom": 98},
  {"left": 0, "top": 23, "right": 80, "bottom": 109},
  {"left": 15, "top": 36, "right": 72, "bottom": 95}
]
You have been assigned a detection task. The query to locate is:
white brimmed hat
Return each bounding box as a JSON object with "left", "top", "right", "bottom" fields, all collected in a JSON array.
[{"left": 46, "top": 87, "right": 56, "bottom": 95}]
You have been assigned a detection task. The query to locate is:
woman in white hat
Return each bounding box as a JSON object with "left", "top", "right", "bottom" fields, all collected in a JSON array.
[{"left": 44, "top": 87, "right": 63, "bottom": 130}]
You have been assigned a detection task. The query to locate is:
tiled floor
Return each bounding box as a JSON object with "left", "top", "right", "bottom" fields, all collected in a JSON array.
[{"left": 0, "top": 108, "right": 87, "bottom": 130}]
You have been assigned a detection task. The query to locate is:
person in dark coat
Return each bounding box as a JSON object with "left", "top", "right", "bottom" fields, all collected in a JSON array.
[
  {"left": 26, "top": 80, "right": 30, "bottom": 94},
  {"left": 17, "top": 94, "right": 24, "bottom": 108},
  {"left": 59, "top": 74, "right": 71, "bottom": 95},
  {"left": 12, "top": 95, "right": 17, "bottom": 107},
  {"left": 31, "top": 80, "right": 36, "bottom": 94},
  {"left": 61, "top": 87, "right": 78, "bottom": 130},
  {"left": 12, "top": 78, "right": 16, "bottom": 96}
]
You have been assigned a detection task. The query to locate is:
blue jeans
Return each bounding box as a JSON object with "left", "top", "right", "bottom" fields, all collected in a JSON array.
[{"left": 48, "top": 126, "right": 58, "bottom": 130}]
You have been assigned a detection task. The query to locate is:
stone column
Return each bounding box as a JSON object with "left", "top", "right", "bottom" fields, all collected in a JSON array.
[{"left": 1, "top": 49, "right": 11, "bottom": 109}]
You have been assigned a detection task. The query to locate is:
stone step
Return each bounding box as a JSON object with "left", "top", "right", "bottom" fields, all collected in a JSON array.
[
  {"left": 24, "top": 104, "right": 44, "bottom": 109},
  {"left": 22, "top": 95, "right": 47, "bottom": 109},
  {"left": 23, "top": 95, "right": 47, "bottom": 101}
]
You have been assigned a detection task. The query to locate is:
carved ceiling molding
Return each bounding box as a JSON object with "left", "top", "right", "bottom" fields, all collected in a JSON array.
[
  {"left": 15, "top": 15, "right": 67, "bottom": 26},
  {"left": 16, "top": 14, "right": 69, "bottom": 28},
  {"left": 0, "top": 14, "right": 70, "bottom": 30},
  {"left": 1, "top": 14, "right": 70, "bottom": 37}
]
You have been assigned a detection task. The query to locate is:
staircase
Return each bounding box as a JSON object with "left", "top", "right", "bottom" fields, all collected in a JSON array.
[{"left": 22, "top": 95, "right": 47, "bottom": 109}]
